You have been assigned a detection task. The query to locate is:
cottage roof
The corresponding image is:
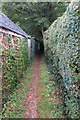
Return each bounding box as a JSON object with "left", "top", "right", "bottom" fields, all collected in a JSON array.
[{"left": 0, "top": 12, "right": 31, "bottom": 38}]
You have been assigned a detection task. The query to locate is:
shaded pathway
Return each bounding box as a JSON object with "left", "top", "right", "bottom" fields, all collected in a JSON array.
[{"left": 26, "top": 53, "right": 41, "bottom": 118}]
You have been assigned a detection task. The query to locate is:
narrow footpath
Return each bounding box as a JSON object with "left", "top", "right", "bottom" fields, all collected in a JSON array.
[
  {"left": 26, "top": 54, "right": 41, "bottom": 118},
  {"left": 2, "top": 52, "right": 64, "bottom": 118},
  {"left": 25, "top": 52, "right": 63, "bottom": 118}
]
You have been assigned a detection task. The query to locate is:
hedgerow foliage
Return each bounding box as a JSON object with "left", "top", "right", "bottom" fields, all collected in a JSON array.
[
  {"left": 1, "top": 33, "right": 29, "bottom": 103},
  {"left": 43, "top": 1, "right": 80, "bottom": 118}
]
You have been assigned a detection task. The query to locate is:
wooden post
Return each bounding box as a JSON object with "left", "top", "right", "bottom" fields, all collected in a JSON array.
[{"left": 28, "top": 38, "right": 31, "bottom": 59}]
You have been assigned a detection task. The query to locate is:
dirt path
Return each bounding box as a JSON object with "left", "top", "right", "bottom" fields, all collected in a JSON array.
[
  {"left": 2, "top": 53, "right": 64, "bottom": 118},
  {"left": 26, "top": 54, "right": 41, "bottom": 118}
]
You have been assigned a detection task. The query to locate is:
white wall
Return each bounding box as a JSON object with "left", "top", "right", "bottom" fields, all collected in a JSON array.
[{"left": 28, "top": 38, "right": 31, "bottom": 59}]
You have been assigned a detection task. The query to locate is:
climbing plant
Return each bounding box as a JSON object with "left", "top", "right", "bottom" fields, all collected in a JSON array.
[
  {"left": 43, "top": 1, "right": 80, "bottom": 118},
  {"left": 1, "top": 33, "right": 29, "bottom": 103}
]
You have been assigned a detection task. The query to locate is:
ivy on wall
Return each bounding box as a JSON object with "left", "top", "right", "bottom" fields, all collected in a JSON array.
[
  {"left": 43, "top": 1, "right": 80, "bottom": 118},
  {"left": 1, "top": 33, "right": 29, "bottom": 103}
]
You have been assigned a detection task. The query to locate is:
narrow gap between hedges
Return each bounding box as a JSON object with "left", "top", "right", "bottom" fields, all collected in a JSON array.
[
  {"left": 2, "top": 48, "right": 64, "bottom": 118},
  {"left": 23, "top": 51, "right": 64, "bottom": 118}
]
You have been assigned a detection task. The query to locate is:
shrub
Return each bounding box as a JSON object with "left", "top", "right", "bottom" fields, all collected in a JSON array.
[
  {"left": 1, "top": 33, "right": 29, "bottom": 103},
  {"left": 43, "top": 1, "right": 80, "bottom": 118}
]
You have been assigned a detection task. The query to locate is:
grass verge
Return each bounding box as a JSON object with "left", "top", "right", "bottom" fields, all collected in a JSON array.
[
  {"left": 38, "top": 60, "right": 64, "bottom": 118},
  {"left": 2, "top": 64, "right": 33, "bottom": 118}
]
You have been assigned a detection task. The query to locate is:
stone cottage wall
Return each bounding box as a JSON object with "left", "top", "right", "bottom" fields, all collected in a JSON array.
[{"left": 0, "top": 32, "right": 29, "bottom": 103}]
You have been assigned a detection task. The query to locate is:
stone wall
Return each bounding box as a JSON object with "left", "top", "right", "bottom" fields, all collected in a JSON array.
[{"left": 0, "top": 32, "right": 29, "bottom": 103}]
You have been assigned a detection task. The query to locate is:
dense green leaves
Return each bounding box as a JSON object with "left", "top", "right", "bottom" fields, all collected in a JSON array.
[
  {"left": 43, "top": 1, "right": 80, "bottom": 118},
  {"left": 2, "top": 2, "right": 67, "bottom": 41},
  {"left": 2, "top": 34, "right": 29, "bottom": 103}
]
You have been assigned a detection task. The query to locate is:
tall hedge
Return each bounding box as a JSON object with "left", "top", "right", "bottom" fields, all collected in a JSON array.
[
  {"left": 1, "top": 33, "right": 29, "bottom": 103},
  {"left": 43, "top": 1, "right": 80, "bottom": 118}
]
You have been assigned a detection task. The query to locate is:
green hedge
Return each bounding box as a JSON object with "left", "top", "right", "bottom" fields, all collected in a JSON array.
[
  {"left": 2, "top": 33, "right": 29, "bottom": 103},
  {"left": 43, "top": 1, "right": 80, "bottom": 118}
]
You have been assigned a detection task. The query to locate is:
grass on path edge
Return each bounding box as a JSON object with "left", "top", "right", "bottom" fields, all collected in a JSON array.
[
  {"left": 2, "top": 64, "right": 33, "bottom": 118},
  {"left": 38, "top": 59, "right": 64, "bottom": 118}
]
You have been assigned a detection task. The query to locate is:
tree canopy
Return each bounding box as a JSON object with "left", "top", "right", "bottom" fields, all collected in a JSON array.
[{"left": 2, "top": 2, "right": 68, "bottom": 41}]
